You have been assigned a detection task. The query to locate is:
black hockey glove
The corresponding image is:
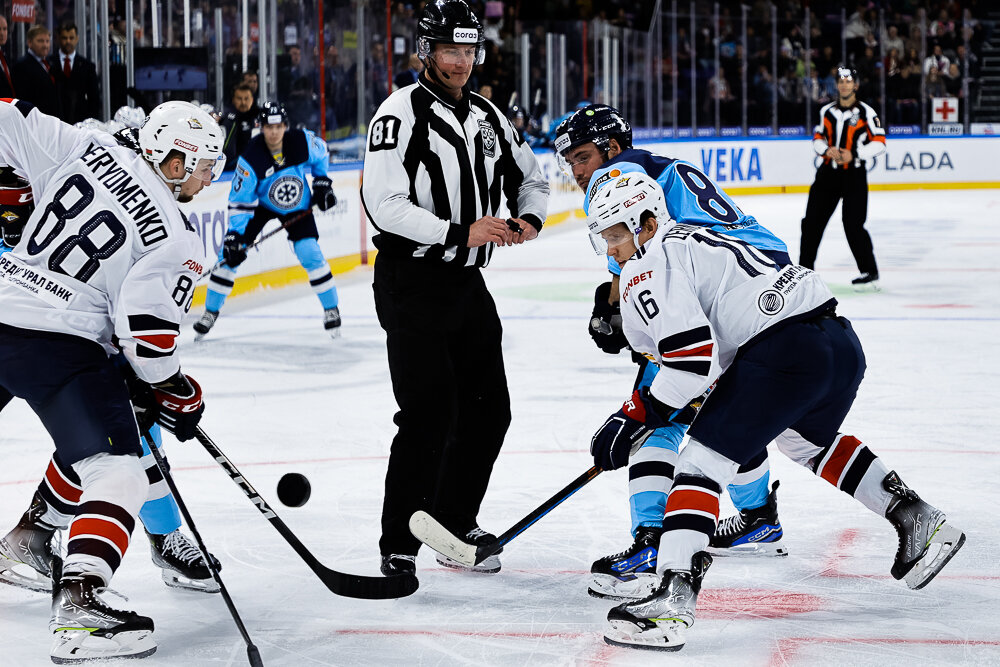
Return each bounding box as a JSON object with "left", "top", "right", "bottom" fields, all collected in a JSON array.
[
  {"left": 589, "top": 282, "right": 628, "bottom": 354},
  {"left": 591, "top": 388, "right": 676, "bottom": 470},
  {"left": 129, "top": 371, "right": 205, "bottom": 442},
  {"left": 312, "top": 176, "right": 337, "bottom": 212},
  {"left": 222, "top": 231, "right": 248, "bottom": 268}
]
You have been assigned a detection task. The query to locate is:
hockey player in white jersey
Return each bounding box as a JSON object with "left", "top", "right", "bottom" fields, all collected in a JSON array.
[
  {"left": 584, "top": 172, "right": 965, "bottom": 652},
  {"left": 0, "top": 99, "right": 222, "bottom": 663},
  {"left": 0, "top": 164, "right": 221, "bottom": 597}
]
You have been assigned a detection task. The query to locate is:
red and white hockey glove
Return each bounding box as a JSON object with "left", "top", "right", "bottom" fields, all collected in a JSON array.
[{"left": 149, "top": 372, "right": 205, "bottom": 441}]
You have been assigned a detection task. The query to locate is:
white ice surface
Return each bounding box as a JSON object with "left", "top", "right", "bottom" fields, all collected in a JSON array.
[{"left": 2, "top": 189, "right": 999, "bottom": 666}]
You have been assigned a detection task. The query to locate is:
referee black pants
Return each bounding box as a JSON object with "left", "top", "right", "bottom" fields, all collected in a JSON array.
[
  {"left": 373, "top": 257, "right": 511, "bottom": 557},
  {"left": 799, "top": 166, "right": 879, "bottom": 275}
]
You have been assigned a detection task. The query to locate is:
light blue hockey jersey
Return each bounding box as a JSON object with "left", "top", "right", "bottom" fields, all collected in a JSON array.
[
  {"left": 228, "top": 129, "right": 329, "bottom": 233},
  {"left": 584, "top": 148, "right": 789, "bottom": 276}
]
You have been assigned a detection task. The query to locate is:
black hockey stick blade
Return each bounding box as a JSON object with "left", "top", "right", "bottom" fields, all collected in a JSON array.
[
  {"left": 194, "top": 427, "right": 418, "bottom": 599},
  {"left": 410, "top": 465, "right": 602, "bottom": 566}
]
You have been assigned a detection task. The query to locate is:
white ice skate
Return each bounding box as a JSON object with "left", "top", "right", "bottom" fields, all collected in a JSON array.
[
  {"left": 50, "top": 572, "right": 156, "bottom": 664},
  {"left": 323, "top": 307, "right": 342, "bottom": 339},
  {"left": 603, "top": 552, "right": 712, "bottom": 652}
]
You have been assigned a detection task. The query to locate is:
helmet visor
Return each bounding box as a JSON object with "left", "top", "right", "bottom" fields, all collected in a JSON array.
[
  {"left": 192, "top": 157, "right": 225, "bottom": 183},
  {"left": 589, "top": 223, "right": 635, "bottom": 256}
]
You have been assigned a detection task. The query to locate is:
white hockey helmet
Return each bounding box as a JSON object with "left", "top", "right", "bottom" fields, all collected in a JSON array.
[
  {"left": 138, "top": 101, "right": 225, "bottom": 190},
  {"left": 586, "top": 170, "right": 669, "bottom": 256}
]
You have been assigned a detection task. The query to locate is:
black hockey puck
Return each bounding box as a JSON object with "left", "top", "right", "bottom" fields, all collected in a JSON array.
[{"left": 277, "top": 473, "right": 311, "bottom": 507}]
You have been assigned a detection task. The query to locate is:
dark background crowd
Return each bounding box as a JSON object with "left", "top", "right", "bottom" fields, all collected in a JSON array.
[{"left": 0, "top": 0, "right": 996, "bottom": 148}]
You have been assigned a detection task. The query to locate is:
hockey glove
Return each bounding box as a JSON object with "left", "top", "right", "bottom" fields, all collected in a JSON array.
[
  {"left": 589, "top": 282, "right": 628, "bottom": 354},
  {"left": 591, "top": 388, "right": 685, "bottom": 470},
  {"left": 149, "top": 372, "right": 205, "bottom": 441},
  {"left": 312, "top": 176, "right": 337, "bottom": 212},
  {"left": 222, "top": 231, "right": 248, "bottom": 268}
]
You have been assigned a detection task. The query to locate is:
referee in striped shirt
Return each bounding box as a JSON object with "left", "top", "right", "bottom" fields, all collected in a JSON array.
[
  {"left": 361, "top": 0, "right": 549, "bottom": 579},
  {"left": 800, "top": 66, "right": 886, "bottom": 288}
]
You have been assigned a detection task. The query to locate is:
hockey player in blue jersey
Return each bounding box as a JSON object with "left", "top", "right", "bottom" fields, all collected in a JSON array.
[
  {"left": 555, "top": 105, "right": 788, "bottom": 601},
  {"left": 0, "top": 155, "right": 221, "bottom": 597},
  {"left": 194, "top": 101, "right": 341, "bottom": 339}
]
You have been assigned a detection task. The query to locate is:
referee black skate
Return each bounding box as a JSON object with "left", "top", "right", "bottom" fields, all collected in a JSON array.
[
  {"left": 800, "top": 66, "right": 886, "bottom": 289},
  {"left": 361, "top": 0, "right": 549, "bottom": 579}
]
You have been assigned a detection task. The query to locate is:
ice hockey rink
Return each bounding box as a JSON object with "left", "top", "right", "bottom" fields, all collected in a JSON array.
[{"left": 2, "top": 187, "right": 998, "bottom": 666}]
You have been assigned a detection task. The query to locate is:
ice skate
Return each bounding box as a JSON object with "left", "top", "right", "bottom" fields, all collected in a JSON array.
[
  {"left": 323, "top": 306, "right": 342, "bottom": 339},
  {"left": 435, "top": 527, "right": 501, "bottom": 574},
  {"left": 604, "top": 551, "right": 712, "bottom": 652},
  {"left": 192, "top": 310, "right": 218, "bottom": 340},
  {"left": 883, "top": 471, "right": 965, "bottom": 590},
  {"left": 147, "top": 529, "right": 221, "bottom": 593},
  {"left": 709, "top": 481, "right": 788, "bottom": 557},
  {"left": 380, "top": 553, "right": 416, "bottom": 577},
  {"left": 589, "top": 526, "right": 662, "bottom": 601},
  {"left": 851, "top": 272, "right": 880, "bottom": 292},
  {"left": 50, "top": 572, "right": 156, "bottom": 663},
  {"left": 0, "top": 490, "right": 58, "bottom": 593}
]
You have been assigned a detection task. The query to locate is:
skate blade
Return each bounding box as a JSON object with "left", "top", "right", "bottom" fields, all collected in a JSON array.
[
  {"left": 904, "top": 522, "right": 966, "bottom": 590},
  {"left": 0, "top": 564, "right": 53, "bottom": 593},
  {"left": 327, "top": 328, "right": 342, "bottom": 339},
  {"left": 435, "top": 553, "right": 500, "bottom": 574},
  {"left": 193, "top": 331, "right": 208, "bottom": 341},
  {"left": 51, "top": 628, "right": 156, "bottom": 664},
  {"left": 588, "top": 573, "right": 658, "bottom": 601},
  {"left": 603, "top": 619, "right": 686, "bottom": 651},
  {"left": 161, "top": 569, "right": 220, "bottom": 593},
  {"left": 852, "top": 282, "right": 880, "bottom": 293},
  {"left": 708, "top": 540, "right": 789, "bottom": 558}
]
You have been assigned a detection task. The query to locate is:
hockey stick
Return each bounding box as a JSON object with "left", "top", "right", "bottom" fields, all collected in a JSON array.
[
  {"left": 193, "top": 427, "right": 419, "bottom": 599},
  {"left": 143, "top": 430, "right": 264, "bottom": 667},
  {"left": 409, "top": 465, "right": 603, "bottom": 567},
  {"left": 201, "top": 207, "right": 316, "bottom": 278}
]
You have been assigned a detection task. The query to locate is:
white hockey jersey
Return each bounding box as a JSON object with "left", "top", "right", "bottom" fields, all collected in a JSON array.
[
  {"left": 618, "top": 223, "right": 837, "bottom": 409},
  {"left": 0, "top": 100, "right": 206, "bottom": 383}
]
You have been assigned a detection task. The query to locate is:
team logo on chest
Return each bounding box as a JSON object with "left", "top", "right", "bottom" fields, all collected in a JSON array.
[
  {"left": 478, "top": 120, "right": 496, "bottom": 158},
  {"left": 268, "top": 175, "right": 304, "bottom": 210}
]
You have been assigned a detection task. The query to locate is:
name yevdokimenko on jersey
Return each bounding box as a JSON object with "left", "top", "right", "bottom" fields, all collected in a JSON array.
[
  {"left": 0, "top": 99, "right": 205, "bottom": 384},
  {"left": 361, "top": 76, "right": 549, "bottom": 268}
]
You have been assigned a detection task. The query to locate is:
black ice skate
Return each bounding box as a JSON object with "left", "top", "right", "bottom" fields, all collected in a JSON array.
[
  {"left": 380, "top": 553, "right": 417, "bottom": 577},
  {"left": 604, "top": 551, "right": 713, "bottom": 652},
  {"left": 0, "top": 490, "right": 59, "bottom": 593},
  {"left": 147, "top": 529, "right": 221, "bottom": 593},
  {"left": 883, "top": 471, "right": 965, "bottom": 590},
  {"left": 435, "top": 527, "right": 502, "bottom": 574},
  {"left": 851, "top": 272, "right": 880, "bottom": 292},
  {"left": 589, "top": 526, "right": 662, "bottom": 601},
  {"left": 50, "top": 572, "right": 156, "bottom": 664},
  {"left": 709, "top": 481, "right": 788, "bottom": 557},
  {"left": 323, "top": 306, "right": 342, "bottom": 339},
  {"left": 192, "top": 310, "right": 218, "bottom": 340}
]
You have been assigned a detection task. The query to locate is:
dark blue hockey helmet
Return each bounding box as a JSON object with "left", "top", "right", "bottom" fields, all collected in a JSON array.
[
  {"left": 258, "top": 101, "right": 288, "bottom": 126},
  {"left": 554, "top": 104, "right": 632, "bottom": 157}
]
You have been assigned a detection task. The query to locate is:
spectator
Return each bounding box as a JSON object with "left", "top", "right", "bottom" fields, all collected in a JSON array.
[
  {"left": 943, "top": 62, "right": 962, "bottom": 97},
  {"left": 882, "top": 24, "right": 904, "bottom": 55},
  {"left": 241, "top": 70, "right": 259, "bottom": 99},
  {"left": 929, "top": 9, "right": 956, "bottom": 50},
  {"left": 924, "top": 44, "right": 950, "bottom": 76},
  {"left": 278, "top": 45, "right": 307, "bottom": 101},
  {"left": 12, "top": 25, "right": 60, "bottom": 117},
  {"left": 220, "top": 83, "right": 259, "bottom": 170},
  {"left": 0, "top": 16, "right": 14, "bottom": 98},
  {"left": 478, "top": 83, "right": 493, "bottom": 100},
  {"left": 50, "top": 22, "right": 100, "bottom": 124},
  {"left": 925, "top": 65, "right": 947, "bottom": 99},
  {"left": 393, "top": 53, "right": 423, "bottom": 89}
]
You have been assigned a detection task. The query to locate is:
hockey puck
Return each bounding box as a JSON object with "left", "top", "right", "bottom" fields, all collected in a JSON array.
[{"left": 277, "top": 473, "right": 311, "bottom": 507}]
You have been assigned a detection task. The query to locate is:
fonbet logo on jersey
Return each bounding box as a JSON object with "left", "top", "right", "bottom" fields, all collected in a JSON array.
[{"left": 268, "top": 176, "right": 304, "bottom": 211}]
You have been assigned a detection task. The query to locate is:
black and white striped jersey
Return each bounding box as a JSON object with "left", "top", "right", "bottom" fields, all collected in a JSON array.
[
  {"left": 361, "top": 75, "right": 549, "bottom": 268},
  {"left": 812, "top": 100, "right": 886, "bottom": 169}
]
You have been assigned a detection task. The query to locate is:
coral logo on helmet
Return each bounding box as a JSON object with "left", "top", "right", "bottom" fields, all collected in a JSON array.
[
  {"left": 554, "top": 134, "right": 570, "bottom": 152},
  {"left": 174, "top": 138, "right": 198, "bottom": 152},
  {"left": 186, "top": 118, "right": 203, "bottom": 130},
  {"left": 452, "top": 28, "right": 478, "bottom": 43}
]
